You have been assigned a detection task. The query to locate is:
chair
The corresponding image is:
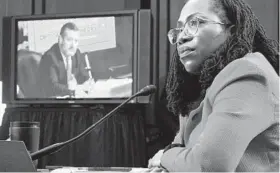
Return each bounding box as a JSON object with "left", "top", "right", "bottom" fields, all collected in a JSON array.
[{"left": 17, "top": 49, "right": 43, "bottom": 98}]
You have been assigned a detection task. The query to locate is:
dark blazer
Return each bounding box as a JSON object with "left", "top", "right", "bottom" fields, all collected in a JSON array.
[
  {"left": 38, "top": 43, "right": 90, "bottom": 97},
  {"left": 161, "top": 52, "right": 279, "bottom": 172}
]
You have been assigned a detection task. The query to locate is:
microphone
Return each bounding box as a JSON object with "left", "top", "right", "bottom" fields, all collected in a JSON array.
[
  {"left": 135, "top": 85, "right": 157, "bottom": 96},
  {"left": 30, "top": 85, "right": 157, "bottom": 160}
]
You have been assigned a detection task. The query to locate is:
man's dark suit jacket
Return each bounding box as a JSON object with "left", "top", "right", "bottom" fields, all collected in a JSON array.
[{"left": 38, "top": 43, "right": 90, "bottom": 97}]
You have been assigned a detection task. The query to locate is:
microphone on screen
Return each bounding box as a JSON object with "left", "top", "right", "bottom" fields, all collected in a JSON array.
[
  {"left": 30, "top": 85, "right": 157, "bottom": 161},
  {"left": 135, "top": 85, "right": 157, "bottom": 96}
]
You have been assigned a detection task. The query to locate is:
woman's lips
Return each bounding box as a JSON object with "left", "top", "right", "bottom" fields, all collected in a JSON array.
[
  {"left": 179, "top": 49, "right": 195, "bottom": 58},
  {"left": 178, "top": 46, "right": 195, "bottom": 56}
]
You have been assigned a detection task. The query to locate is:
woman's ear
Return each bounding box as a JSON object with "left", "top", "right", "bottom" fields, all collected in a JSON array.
[{"left": 58, "top": 35, "right": 63, "bottom": 44}]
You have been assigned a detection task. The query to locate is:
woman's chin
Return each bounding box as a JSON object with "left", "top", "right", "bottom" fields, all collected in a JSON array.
[{"left": 181, "top": 59, "right": 200, "bottom": 74}]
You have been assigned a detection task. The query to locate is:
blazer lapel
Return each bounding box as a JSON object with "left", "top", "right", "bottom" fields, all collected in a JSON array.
[{"left": 54, "top": 44, "right": 67, "bottom": 79}]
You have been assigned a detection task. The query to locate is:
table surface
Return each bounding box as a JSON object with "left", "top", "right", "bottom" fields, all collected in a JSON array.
[{"left": 38, "top": 166, "right": 149, "bottom": 173}]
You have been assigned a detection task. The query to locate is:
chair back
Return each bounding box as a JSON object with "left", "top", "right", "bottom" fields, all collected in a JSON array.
[{"left": 17, "top": 50, "right": 43, "bottom": 98}]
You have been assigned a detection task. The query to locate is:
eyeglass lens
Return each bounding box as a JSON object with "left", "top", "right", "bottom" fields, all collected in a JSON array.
[{"left": 168, "top": 18, "right": 199, "bottom": 44}]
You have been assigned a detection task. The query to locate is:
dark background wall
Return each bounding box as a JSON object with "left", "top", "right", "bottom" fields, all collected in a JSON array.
[{"left": 0, "top": 0, "right": 33, "bottom": 81}]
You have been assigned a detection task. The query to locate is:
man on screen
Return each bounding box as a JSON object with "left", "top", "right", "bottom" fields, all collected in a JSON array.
[{"left": 38, "top": 22, "right": 93, "bottom": 98}]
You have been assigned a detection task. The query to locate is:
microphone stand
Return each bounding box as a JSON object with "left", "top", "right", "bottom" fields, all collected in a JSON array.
[
  {"left": 31, "top": 91, "right": 147, "bottom": 161},
  {"left": 84, "top": 54, "right": 94, "bottom": 80}
]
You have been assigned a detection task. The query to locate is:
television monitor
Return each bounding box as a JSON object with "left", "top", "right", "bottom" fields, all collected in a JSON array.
[{"left": 2, "top": 10, "right": 152, "bottom": 104}]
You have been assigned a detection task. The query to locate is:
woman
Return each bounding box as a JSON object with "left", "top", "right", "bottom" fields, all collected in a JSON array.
[{"left": 148, "top": 0, "right": 279, "bottom": 172}]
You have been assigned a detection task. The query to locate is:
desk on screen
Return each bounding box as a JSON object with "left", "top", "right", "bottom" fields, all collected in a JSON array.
[{"left": 56, "top": 78, "right": 133, "bottom": 99}]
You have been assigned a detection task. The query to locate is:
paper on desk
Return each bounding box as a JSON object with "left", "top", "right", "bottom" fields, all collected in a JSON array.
[
  {"left": 50, "top": 167, "right": 150, "bottom": 173},
  {"left": 74, "top": 168, "right": 150, "bottom": 173},
  {"left": 86, "top": 78, "right": 132, "bottom": 98},
  {"left": 50, "top": 167, "right": 79, "bottom": 173},
  {"left": 56, "top": 95, "right": 70, "bottom": 99},
  {"left": 129, "top": 168, "right": 150, "bottom": 172}
]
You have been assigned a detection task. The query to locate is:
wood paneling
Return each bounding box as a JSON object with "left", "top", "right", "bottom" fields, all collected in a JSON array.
[
  {"left": 158, "top": 0, "right": 169, "bottom": 81},
  {"left": 45, "top": 0, "right": 126, "bottom": 14},
  {"left": 151, "top": 0, "right": 185, "bottom": 98},
  {"left": 149, "top": 0, "right": 159, "bottom": 125},
  {"left": 3, "top": 0, "right": 32, "bottom": 15},
  {"left": 0, "top": 0, "right": 33, "bottom": 81},
  {"left": 125, "top": 0, "right": 141, "bottom": 9},
  {"left": 245, "top": 0, "right": 279, "bottom": 41},
  {"left": 33, "top": 0, "right": 44, "bottom": 14},
  {"left": 169, "top": 0, "right": 185, "bottom": 64}
]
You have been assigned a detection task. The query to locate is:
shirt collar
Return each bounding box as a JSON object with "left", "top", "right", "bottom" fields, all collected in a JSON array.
[{"left": 60, "top": 51, "right": 71, "bottom": 61}]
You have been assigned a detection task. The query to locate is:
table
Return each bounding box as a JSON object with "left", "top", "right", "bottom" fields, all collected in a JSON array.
[
  {"left": 56, "top": 78, "right": 133, "bottom": 99},
  {"left": 38, "top": 166, "right": 149, "bottom": 172}
]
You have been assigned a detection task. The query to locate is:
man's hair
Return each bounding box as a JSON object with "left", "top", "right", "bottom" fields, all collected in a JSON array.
[
  {"left": 59, "top": 22, "right": 79, "bottom": 37},
  {"left": 165, "top": 0, "right": 279, "bottom": 116}
]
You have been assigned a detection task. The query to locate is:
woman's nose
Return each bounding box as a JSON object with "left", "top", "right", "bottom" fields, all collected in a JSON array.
[{"left": 177, "top": 33, "right": 194, "bottom": 45}]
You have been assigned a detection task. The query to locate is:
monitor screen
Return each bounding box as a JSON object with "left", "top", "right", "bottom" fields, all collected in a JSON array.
[{"left": 15, "top": 14, "right": 134, "bottom": 100}]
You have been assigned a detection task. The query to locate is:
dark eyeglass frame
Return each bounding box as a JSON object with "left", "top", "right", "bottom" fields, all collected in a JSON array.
[{"left": 167, "top": 17, "right": 230, "bottom": 45}]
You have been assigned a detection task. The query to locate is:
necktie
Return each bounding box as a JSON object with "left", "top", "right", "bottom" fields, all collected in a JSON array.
[{"left": 66, "top": 57, "right": 72, "bottom": 88}]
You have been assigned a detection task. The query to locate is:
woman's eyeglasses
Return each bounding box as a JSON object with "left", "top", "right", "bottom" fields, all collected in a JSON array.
[{"left": 167, "top": 17, "right": 228, "bottom": 45}]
